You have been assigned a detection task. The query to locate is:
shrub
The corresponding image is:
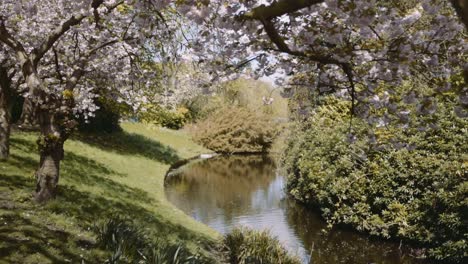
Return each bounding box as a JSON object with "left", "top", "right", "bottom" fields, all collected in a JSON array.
[
  {"left": 190, "top": 107, "right": 278, "bottom": 153},
  {"left": 283, "top": 96, "right": 467, "bottom": 262},
  {"left": 222, "top": 227, "right": 301, "bottom": 264},
  {"left": 139, "top": 104, "right": 191, "bottom": 130},
  {"left": 78, "top": 99, "right": 123, "bottom": 133}
]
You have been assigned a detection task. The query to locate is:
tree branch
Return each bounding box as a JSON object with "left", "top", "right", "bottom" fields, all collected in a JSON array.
[
  {"left": 53, "top": 47, "right": 64, "bottom": 83},
  {"left": 32, "top": 14, "right": 89, "bottom": 66},
  {"left": 0, "top": 17, "right": 27, "bottom": 54},
  {"left": 243, "top": 0, "right": 359, "bottom": 121},
  {"left": 243, "top": 0, "right": 325, "bottom": 20},
  {"left": 32, "top": 0, "right": 117, "bottom": 66},
  {"left": 261, "top": 19, "right": 343, "bottom": 66}
]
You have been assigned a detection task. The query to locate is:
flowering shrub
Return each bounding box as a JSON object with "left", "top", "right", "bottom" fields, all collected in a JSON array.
[{"left": 283, "top": 96, "right": 467, "bottom": 262}]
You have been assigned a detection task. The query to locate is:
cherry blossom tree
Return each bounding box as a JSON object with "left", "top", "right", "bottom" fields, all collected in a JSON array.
[
  {"left": 0, "top": 0, "right": 173, "bottom": 202},
  {"left": 139, "top": 14, "right": 210, "bottom": 109},
  {"left": 178, "top": 0, "right": 467, "bottom": 121}
]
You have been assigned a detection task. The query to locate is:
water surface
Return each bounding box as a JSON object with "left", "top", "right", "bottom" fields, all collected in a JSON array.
[{"left": 165, "top": 155, "right": 426, "bottom": 264}]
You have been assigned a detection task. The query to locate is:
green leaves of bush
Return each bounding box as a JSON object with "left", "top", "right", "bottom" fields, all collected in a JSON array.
[
  {"left": 191, "top": 107, "right": 279, "bottom": 154},
  {"left": 139, "top": 105, "right": 192, "bottom": 130},
  {"left": 283, "top": 96, "right": 468, "bottom": 262}
]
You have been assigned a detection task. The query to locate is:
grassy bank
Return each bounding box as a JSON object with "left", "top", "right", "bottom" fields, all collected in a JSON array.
[{"left": 0, "top": 122, "right": 219, "bottom": 264}]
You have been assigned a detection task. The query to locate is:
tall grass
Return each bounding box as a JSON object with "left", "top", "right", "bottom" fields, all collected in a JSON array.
[
  {"left": 222, "top": 228, "right": 301, "bottom": 264},
  {"left": 95, "top": 215, "right": 215, "bottom": 264},
  {"left": 95, "top": 217, "right": 301, "bottom": 264}
]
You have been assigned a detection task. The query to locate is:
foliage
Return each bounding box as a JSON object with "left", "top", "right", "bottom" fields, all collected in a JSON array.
[
  {"left": 182, "top": 94, "right": 219, "bottom": 121},
  {"left": 95, "top": 215, "right": 213, "bottom": 264},
  {"left": 140, "top": 104, "right": 192, "bottom": 130},
  {"left": 95, "top": 215, "right": 146, "bottom": 262},
  {"left": 185, "top": 78, "right": 288, "bottom": 122},
  {"left": 182, "top": 0, "right": 467, "bottom": 120},
  {"left": 222, "top": 227, "right": 301, "bottom": 264},
  {"left": 283, "top": 95, "right": 468, "bottom": 262},
  {"left": 95, "top": 216, "right": 302, "bottom": 264},
  {"left": 190, "top": 107, "right": 278, "bottom": 153},
  {"left": 78, "top": 99, "right": 123, "bottom": 134}
]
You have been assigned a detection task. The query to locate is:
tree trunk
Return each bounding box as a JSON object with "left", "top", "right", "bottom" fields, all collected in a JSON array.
[
  {"left": 18, "top": 97, "right": 37, "bottom": 128},
  {"left": 34, "top": 142, "right": 63, "bottom": 202},
  {"left": 34, "top": 109, "right": 65, "bottom": 203},
  {"left": 0, "top": 66, "right": 12, "bottom": 160},
  {"left": 19, "top": 58, "right": 77, "bottom": 203},
  {"left": 0, "top": 101, "right": 11, "bottom": 160}
]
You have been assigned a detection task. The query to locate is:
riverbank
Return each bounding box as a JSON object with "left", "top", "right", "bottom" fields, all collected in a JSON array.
[{"left": 0, "top": 122, "right": 219, "bottom": 263}]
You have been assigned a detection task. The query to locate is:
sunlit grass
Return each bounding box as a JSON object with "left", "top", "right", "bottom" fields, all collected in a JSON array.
[{"left": 0, "top": 122, "right": 218, "bottom": 263}]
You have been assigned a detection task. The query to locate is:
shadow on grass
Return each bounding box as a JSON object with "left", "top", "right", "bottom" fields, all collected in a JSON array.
[
  {"left": 0, "top": 174, "right": 214, "bottom": 263},
  {"left": 0, "top": 175, "right": 104, "bottom": 264},
  {"left": 1, "top": 136, "right": 214, "bottom": 263},
  {"left": 3, "top": 154, "right": 37, "bottom": 172},
  {"left": 10, "top": 137, "right": 38, "bottom": 158},
  {"left": 74, "top": 132, "right": 181, "bottom": 164},
  {"left": 10, "top": 137, "right": 154, "bottom": 204},
  {"left": 62, "top": 152, "right": 153, "bottom": 203}
]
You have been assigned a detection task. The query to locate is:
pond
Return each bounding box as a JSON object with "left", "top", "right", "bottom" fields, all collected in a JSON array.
[{"left": 165, "top": 155, "right": 427, "bottom": 264}]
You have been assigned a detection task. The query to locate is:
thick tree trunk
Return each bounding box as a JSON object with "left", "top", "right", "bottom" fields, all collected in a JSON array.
[
  {"left": 34, "top": 142, "right": 63, "bottom": 202},
  {"left": 0, "top": 66, "right": 12, "bottom": 160},
  {"left": 34, "top": 109, "right": 65, "bottom": 203},
  {"left": 19, "top": 58, "right": 77, "bottom": 203}
]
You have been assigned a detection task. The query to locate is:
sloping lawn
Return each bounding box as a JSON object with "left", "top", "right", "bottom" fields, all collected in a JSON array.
[{"left": 0, "top": 122, "right": 219, "bottom": 264}]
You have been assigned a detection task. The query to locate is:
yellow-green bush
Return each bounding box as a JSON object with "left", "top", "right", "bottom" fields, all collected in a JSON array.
[
  {"left": 190, "top": 107, "right": 278, "bottom": 153},
  {"left": 283, "top": 96, "right": 467, "bottom": 262},
  {"left": 139, "top": 105, "right": 191, "bottom": 130}
]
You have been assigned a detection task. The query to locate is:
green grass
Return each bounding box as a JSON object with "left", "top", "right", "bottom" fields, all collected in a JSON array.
[{"left": 0, "top": 122, "right": 219, "bottom": 264}]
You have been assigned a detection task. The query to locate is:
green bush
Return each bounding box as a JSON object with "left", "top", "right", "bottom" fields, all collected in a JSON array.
[
  {"left": 283, "top": 96, "right": 467, "bottom": 262},
  {"left": 78, "top": 100, "right": 123, "bottom": 133},
  {"left": 222, "top": 228, "right": 301, "bottom": 264},
  {"left": 139, "top": 104, "right": 191, "bottom": 130},
  {"left": 190, "top": 107, "right": 278, "bottom": 153}
]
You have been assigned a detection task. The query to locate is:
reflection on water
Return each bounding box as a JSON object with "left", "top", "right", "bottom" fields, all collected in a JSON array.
[{"left": 165, "top": 155, "right": 427, "bottom": 264}]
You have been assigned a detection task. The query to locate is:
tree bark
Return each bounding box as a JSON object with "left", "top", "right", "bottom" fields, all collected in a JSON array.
[
  {"left": 34, "top": 108, "right": 65, "bottom": 202},
  {"left": 0, "top": 106, "right": 10, "bottom": 160},
  {"left": 18, "top": 97, "right": 37, "bottom": 128},
  {"left": 0, "top": 65, "right": 12, "bottom": 160},
  {"left": 33, "top": 91, "right": 76, "bottom": 203}
]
